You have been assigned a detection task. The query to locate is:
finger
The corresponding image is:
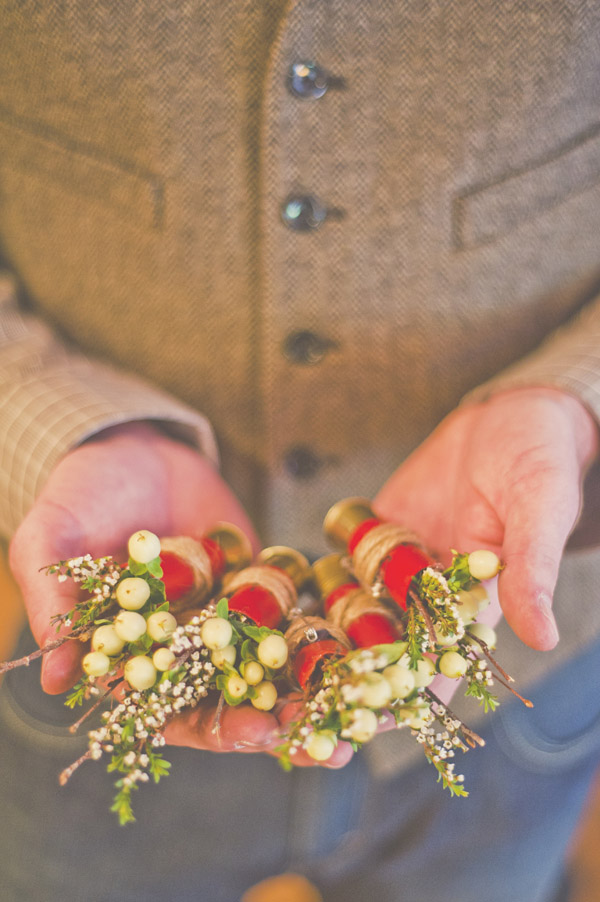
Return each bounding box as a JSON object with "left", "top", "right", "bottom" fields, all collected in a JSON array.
[
  {"left": 162, "top": 449, "right": 262, "bottom": 555},
  {"left": 9, "top": 501, "right": 87, "bottom": 693},
  {"left": 498, "top": 463, "right": 581, "bottom": 650},
  {"left": 163, "top": 702, "right": 279, "bottom": 752}
]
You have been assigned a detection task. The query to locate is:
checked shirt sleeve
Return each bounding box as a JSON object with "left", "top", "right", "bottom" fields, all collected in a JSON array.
[
  {"left": 0, "top": 272, "right": 219, "bottom": 538},
  {"left": 464, "top": 290, "right": 600, "bottom": 423}
]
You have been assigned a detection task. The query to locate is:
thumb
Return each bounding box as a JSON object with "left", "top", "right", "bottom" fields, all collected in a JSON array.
[
  {"left": 498, "top": 465, "right": 581, "bottom": 651},
  {"left": 9, "top": 500, "right": 87, "bottom": 694}
]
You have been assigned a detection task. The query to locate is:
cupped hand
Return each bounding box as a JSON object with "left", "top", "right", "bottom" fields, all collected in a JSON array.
[
  {"left": 374, "top": 387, "right": 598, "bottom": 652},
  {"left": 8, "top": 422, "right": 258, "bottom": 698}
]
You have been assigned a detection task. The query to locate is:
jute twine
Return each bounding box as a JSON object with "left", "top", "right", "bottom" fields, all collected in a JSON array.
[
  {"left": 226, "top": 566, "right": 297, "bottom": 618},
  {"left": 160, "top": 536, "right": 213, "bottom": 606},
  {"left": 284, "top": 615, "right": 351, "bottom": 657},
  {"left": 352, "top": 524, "right": 425, "bottom": 589},
  {"left": 326, "top": 587, "right": 397, "bottom": 631}
]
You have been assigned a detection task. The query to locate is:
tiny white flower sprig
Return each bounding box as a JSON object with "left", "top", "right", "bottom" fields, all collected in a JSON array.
[
  {"left": 275, "top": 641, "right": 483, "bottom": 795},
  {"left": 42, "top": 527, "right": 292, "bottom": 825},
  {"left": 277, "top": 549, "right": 532, "bottom": 792},
  {"left": 62, "top": 596, "right": 293, "bottom": 825},
  {"left": 0, "top": 554, "right": 124, "bottom": 679}
]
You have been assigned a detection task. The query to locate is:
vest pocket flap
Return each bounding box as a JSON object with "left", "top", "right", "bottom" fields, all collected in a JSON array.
[
  {"left": 454, "top": 125, "right": 600, "bottom": 249},
  {"left": 0, "top": 109, "right": 163, "bottom": 229}
]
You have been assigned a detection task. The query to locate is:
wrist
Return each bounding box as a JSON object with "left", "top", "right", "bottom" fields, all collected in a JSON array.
[{"left": 486, "top": 386, "right": 599, "bottom": 468}]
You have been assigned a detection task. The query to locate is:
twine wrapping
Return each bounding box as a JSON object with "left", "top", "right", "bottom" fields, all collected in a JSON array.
[
  {"left": 284, "top": 615, "right": 351, "bottom": 657},
  {"left": 160, "top": 536, "right": 214, "bottom": 608},
  {"left": 352, "top": 524, "right": 425, "bottom": 590},
  {"left": 226, "top": 566, "right": 297, "bottom": 618},
  {"left": 326, "top": 587, "right": 397, "bottom": 632}
]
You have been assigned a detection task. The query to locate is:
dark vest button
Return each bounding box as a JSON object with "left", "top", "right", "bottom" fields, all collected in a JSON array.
[
  {"left": 281, "top": 195, "right": 327, "bottom": 231},
  {"left": 287, "top": 61, "right": 329, "bottom": 99},
  {"left": 282, "top": 330, "right": 333, "bottom": 365},
  {"left": 283, "top": 446, "right": 323, "bottom": 479}
]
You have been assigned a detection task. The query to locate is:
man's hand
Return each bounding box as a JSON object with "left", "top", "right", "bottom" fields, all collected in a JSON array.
[
  {"left": 8, "top": 422, "right": 349, "bottom": 765},
  {"left": 7, "top": 422, "right": 285, "bottom": 753},
  {"left": 374, "top": 387, "right": 598, "bottom": 652}
]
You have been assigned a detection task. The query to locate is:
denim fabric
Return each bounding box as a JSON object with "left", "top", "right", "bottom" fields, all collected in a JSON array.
[{"left": 1, "top": 631, "right": 599, "bottom": 901}]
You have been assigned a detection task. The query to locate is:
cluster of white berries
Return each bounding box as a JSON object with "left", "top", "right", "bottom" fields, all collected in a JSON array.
[
  {"left": 282, "top": 547, "right": 503, "bottom": 768},
  {"left": 80, "top": 531, "right": 178, "bottom": 692},
  {"left": 200, "top": 617, "right": 288, "bottom": 711}
]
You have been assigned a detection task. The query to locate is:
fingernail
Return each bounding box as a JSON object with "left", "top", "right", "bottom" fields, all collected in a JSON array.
[{"left": 537, "top": 594, "right": 560, "bottom": 646}]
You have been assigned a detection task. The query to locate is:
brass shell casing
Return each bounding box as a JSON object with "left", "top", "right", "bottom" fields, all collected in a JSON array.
[
  {"left": 256, "top": 545, "right": 311, "bottom": 590},
  {"left": 312, "top": 553, "right": 357, "bottom": 600},
  {"left": 204, "top": 523, "right": 253, "bottom": 572},
  {"left": 322, "top": 497, "right": 375, "bottom": 550}
]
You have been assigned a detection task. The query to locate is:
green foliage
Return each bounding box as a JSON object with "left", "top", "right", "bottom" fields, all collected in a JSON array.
[
  {"left": 216, "top": 598, "right": 229, "bottom": 619},
  {"left": 110, "top": 784, "right": 136, "bottom": 826},
  {"left": 368, "top": 641, "right": 408, "bottom": 663},
  {"left": 146, "top": 557, "right": 163, "bottom": 579},
  {"left": 444, "top": 552, "right": 475, "bottom": 593},
  {"left": 127, "top": 558, "right": 147, "bottom": 576},
  {"left": 64, "top": 677, "right": 89, "bottom": 708},
  {"left": 465, "top": 681, "right": 499, "bottom": 714},
  {"left": 148, "top": 751, "right": 171, "bottom": 783}
]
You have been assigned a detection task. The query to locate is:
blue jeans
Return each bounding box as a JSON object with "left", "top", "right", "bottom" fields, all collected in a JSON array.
[{"left": 1, "top": 629, "right": 599, "bottom": 901}]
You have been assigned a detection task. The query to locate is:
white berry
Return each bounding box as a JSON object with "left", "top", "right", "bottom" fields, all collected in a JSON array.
[
  {"left": 116, "top": 577, "right": 151, "bottom": 611},
  {"left": 468, "top": 622, "right": 497, "bottom": 650},
  {"left": 91, "top": 624, "right": 125, "bottom": 656},
  {"left": 82, "top": 651, "right": 111, "bottom": 677},
  {"left": 201, "top": 617, "right": 233, "bottom": 650},
  {"left": 114, "top": 610, "right": 147, "bottom": 643},
  {"left": 257, "top": 634, "right": 288, "bottom": 669},
  {"left": 250, "top": 680, "right": 278, "bottom": 711},
  {"left": 468, "top": 549, "right": 501, "bottom": 581},
  {"left": 383, "top": 664, "right": 415, "bottom": 699},
  {"left": 146, "top": 611, "right": 177, "bottom": 642},
  {"left": 397, "top": 704, "right": 430, "bottom": 729},
  {"left": 402, "top": 656, "right": 436, "bottom": 688},
  {"left": 243, "top": 661, "right": 265, "bottom": 685},
  {"left": 434, "top": 623, "right": 459, "bottom": 647},
  {"left": 305, "top": 731, "right": 336, "bottom": 761},
  {"left": 226, "top": 674, "right": 248, "bottom": 698},
  {"left": 357, "top": 673, "right": 393, "bottom": 709},
  {"left": 456, "top": 586, "right": 489, "bottom": 625},
  {"left": 211, "top": 645, "right": 237, "bottom": 669},
  {"left": 348, "top": 707, "right": 379, "bottom": 743},
  {"left": 439, "top": 651, "right": 468, "bottom": 679},
  {"left": 124, "top": 655, "right": 158, "bottom": 690},
  {"left": 128, "top": 529, "right": 161, "bottom": 564},
  {"left": 153, "top": 647, "right": 176, "bottom": 671}
]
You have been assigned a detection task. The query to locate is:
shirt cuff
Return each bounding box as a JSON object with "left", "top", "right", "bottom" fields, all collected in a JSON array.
[{"left": 463, "top": 292, "right": 600, "bottom": 424}]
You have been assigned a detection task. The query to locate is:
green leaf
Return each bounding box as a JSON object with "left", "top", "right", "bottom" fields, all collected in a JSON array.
[
  {"left": 151, "top": 600, "right": 169, "bottom": 614},
  {"left": 240, "top": 639, "right": 256, "bottom": 662},
  {"left": 369, "top": 641, "right": 408, "bottom": 664},
  {"left": 146, "top": 557, "right": 163, "bottom": 579},
  {"left": 110, "top": 787, "right": 136, "bottom": 825},
  {"left": 149, "top": 753, "right": 171, "bottom": 783},
  {"left": 216, "top": 597, "right": 229, "bottom": 619},
  {"left": 64, "top": 678, "right": 89, "bottom": 709},
  {"left": 128, "top": 559, "right": 147, "bottom": 576}
]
